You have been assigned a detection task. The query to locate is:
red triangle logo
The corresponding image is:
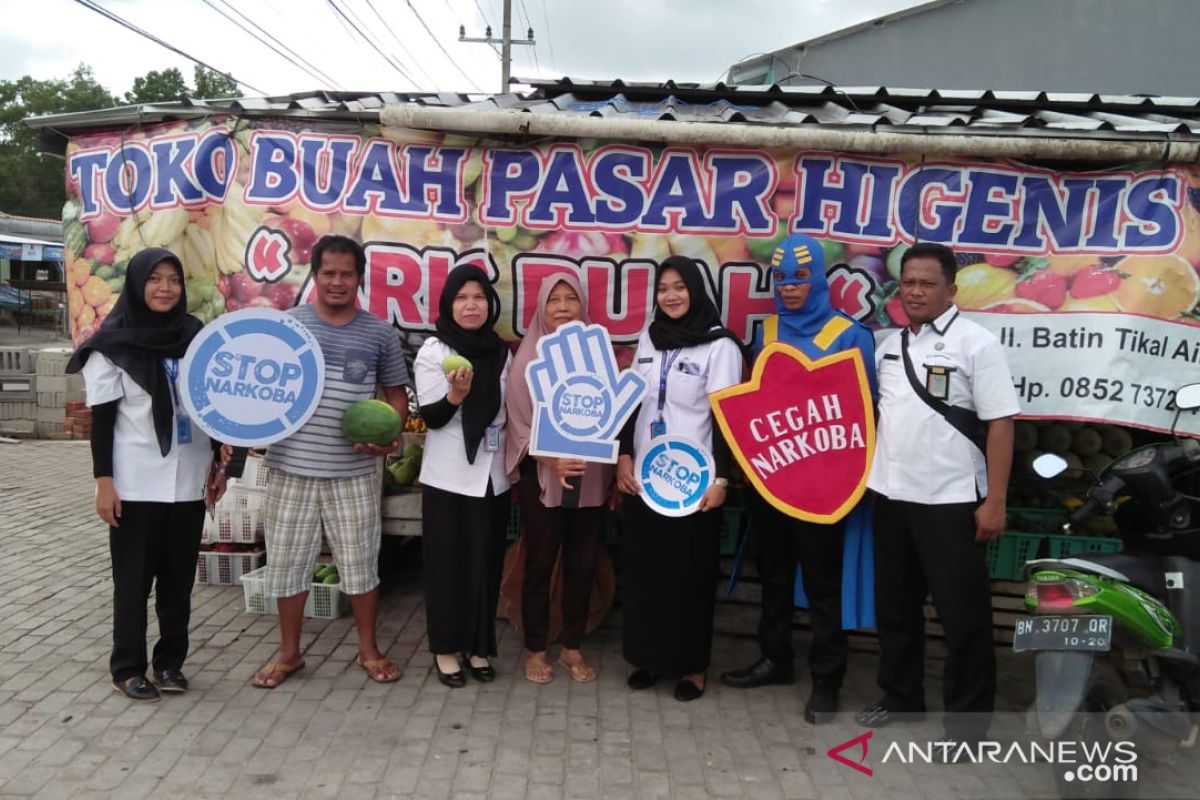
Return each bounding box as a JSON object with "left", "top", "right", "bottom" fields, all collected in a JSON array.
[{"left": 826, "top": 730, "right": 873, "bottom": 776}]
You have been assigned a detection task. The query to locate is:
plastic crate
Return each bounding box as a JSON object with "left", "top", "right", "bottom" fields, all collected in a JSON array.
[
  {"left": 506, "top": 502, "right": 522, "bottom": 541},
  {"left": 221, "top": 486, "right": 267, "bottom": 511},
  {"left": 0, "top": 375, "right": 35, "bottom": 403},
  {"left": 203, "top": 508, "right": 265, "bottom": 544},
  {"left": 987, "top": 532, "right": 1045, "bottom": 580},
  {"left": 0, "top": 347, "right": 35, "bottom": 376},
  {"left": 235, "top": 453, "right": 270, "bottom": 491},
  {"left": 196, "top": 549, "right": 265, "bottom": 586},
  {"left": 1044, "top": 534, "right": 1124, "bottom": 560},
  {"left": 1006, "top": 507, "right": 1070, "bottom": 535},
  {"left": 239, "top": 566, "right": 350, "bottom": 619},
  {"left": 721, "top": 506, "right": 745, "bottom": 556}
]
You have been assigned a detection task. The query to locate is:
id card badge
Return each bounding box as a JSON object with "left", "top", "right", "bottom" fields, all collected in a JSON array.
[
  {"left": 925, "top": 365, "right": 951, "bottom": 400},
  {"left": 484, "top": 424, "right": 500, "bottom": 452},
  {"left": 650, "top": 419, "right": 667, "bottom": 438},
  {"left": 176, "top": 415, "right": 193, "bottom": 444}
]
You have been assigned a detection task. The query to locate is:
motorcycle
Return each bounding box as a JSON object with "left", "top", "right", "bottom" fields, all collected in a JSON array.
[{"left": 1016, "top": 383, "right": 1200, "bottom": 797}]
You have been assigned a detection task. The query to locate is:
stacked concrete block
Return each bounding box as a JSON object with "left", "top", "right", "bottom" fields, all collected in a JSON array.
[
  {"left": 0, "top": 347, "right": 38, "bottom": 437},
  {"left": 34, "top": 348, "right": 84, "bottom": 438}
]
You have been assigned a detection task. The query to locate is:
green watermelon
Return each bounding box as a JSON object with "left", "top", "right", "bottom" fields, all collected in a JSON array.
[{"left": 342, "top": 399, "right": 402, "bottom": 445}]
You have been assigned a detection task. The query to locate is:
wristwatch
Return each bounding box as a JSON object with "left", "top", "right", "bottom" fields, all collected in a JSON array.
[{"left": 713, "top": 477, "right": 729, "bottom": 488}]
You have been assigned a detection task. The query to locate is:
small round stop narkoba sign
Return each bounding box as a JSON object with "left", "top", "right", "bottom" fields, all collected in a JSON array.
[
  {"left": 634, "top": 435, "right": 714, "bottom": 518},
  {"left": 180, "top": 308, "right": 325, "bottom": 447}
]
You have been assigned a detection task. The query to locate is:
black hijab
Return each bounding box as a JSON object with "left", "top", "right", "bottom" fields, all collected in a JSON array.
[
  {"left": 648, "top": 255, "right": 749, "bottom": 362},
  {"left": 67, "top": 247, "right": 203, "bottom": 456},
  {"left": 434, "top": 265, "right": 507, "bottom": 464}
]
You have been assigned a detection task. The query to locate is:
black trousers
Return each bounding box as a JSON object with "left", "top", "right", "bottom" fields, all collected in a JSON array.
[
  {"left": 517, "top": 461, "right": 604, "bottom": 652},
  {"left": 754, "top": 495, "right": 848, "bottom": 683},
  {"left": 109, "top": 500, "right": 205, "bottom": 682},
  {"left": 421, "top": 483, "right": 510, "bottom": 657},
  {"left": 873, "top": 495, "right": 995, "bottom": 732}
]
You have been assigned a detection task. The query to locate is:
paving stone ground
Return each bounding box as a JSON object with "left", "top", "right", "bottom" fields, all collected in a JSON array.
[{"left": 3, "top": 440, "right": 1191, "bottom": 799}]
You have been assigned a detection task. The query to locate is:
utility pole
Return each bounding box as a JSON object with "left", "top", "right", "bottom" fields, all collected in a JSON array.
[{"left": 459, "top": 0, "right": 535, "bottom": 92}]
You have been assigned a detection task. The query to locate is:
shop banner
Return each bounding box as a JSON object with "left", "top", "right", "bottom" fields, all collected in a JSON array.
[
  {"left": 967, "top": 310, "right": 1200, "bottom": 436},
  {"left": 60, "top": 116, "right": 1200, "bottom": 435},
  {"left": 711, "top": 343, "right": 875, "bottom": 523}
]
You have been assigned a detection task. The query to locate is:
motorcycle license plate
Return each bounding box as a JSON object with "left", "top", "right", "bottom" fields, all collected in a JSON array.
[{"left": 1012, "top": 615, "right": 1113, "bottom": 653}]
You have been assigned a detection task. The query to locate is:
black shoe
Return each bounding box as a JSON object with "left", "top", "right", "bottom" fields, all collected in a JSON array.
[
  {"left": 719, "top": 657, "right": 794, "bottom": 689},
  {"left": 152, "top": 668, "right": 189, "bottom": 693},
  {"left": 855, "top": 700, "right": 926, "bottom": 728},
  {"left": 464, "top": 657, "right": 496, "bottom": 683},
  {"left": 112, "top": 675, "right": 161, "bottom": 703},
  {"left": 803, "top": 680, "right": 840, "bottom": 724},
  {"left": 435, "top": 659, "right": 466, "bottom": 688},
  {"left": 627, "top": 669, "right": 657, "bottom": 690},
  {"left": 673, "top": 677, "right": 705, "bottom": 702}
]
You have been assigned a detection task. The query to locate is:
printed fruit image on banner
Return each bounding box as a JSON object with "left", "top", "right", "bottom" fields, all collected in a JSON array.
[
  {"left": 710, "top": 343, "right": 875, "bottom": 523},
  {"left": 59, "top": 117, "right": 1200, "bottom": 437}
]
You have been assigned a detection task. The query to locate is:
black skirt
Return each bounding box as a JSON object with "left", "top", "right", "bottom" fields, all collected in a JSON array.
[
  {"left": 421, "top": 483, "right": 511, "bottom": 656},
  {"left": 621, "top": 494, "right": 722, "bottom": 676}
]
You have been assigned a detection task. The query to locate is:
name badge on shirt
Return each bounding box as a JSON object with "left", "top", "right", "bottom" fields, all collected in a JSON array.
[
  {"left": 925, "top": 365, "right": 952, "bottom": 400},
  {"left": 176, "top": 415, "right": 193, "bottom": 444},
  {"left": 484, "top": 424, "right": 500, "bottom": 452},
  {"left": 650, "top": 419, "right": 667, "bottom": 438}
]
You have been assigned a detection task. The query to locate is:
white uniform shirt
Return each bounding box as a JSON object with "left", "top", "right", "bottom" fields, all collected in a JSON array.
[
  {"left": 82, "top": 352, "right": 213, "bottom": 502},
  {"left": 628, "top": 330, "right": 744, "bottom": 460},
  {"left": 414, "top": 337, "right": 512, "bottom": 497},
  {"left": 868, "top": 305, "right": 1020, "bottom": 504}
]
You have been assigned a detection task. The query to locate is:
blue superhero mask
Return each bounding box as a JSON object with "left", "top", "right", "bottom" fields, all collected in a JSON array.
[{"left": 769, "top": 233, "right": 834, "bottom": 333}]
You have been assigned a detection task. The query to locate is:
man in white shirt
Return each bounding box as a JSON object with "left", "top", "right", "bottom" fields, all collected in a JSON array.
[{"left": 856, "top": 242, "right": 1018, "bottom": 745}]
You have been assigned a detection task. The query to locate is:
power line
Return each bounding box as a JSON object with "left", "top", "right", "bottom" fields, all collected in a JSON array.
[
  {"left": 471, "top": 0, "right": 494, "bottom": 28},
  {"left": 402, "top": 0, "right": 484, "bottom": 92},
  {"left": 203, "top": 0, "right": 344, "bottom": 91},
  {"left": 360, "top": 0, "right": 437, "bottom": 88},
  {"left": 517, "top": 0, "right": 540, "bottom": 74},
  {"left": 538, "top": 0, "right": 557, "bottom": 71},
  {"left": 324, "top": 0, "right": 422, "bottom": 89},
  {"left": 69, "top": 0, "right": 264, "bottom": 94}
]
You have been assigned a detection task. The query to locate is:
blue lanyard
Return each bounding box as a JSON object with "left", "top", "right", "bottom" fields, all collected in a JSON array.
[
  {"left": 163, "top": 358, "right": 181, "bottom": 406},
  {"left": 656, "top": 349, "right": 681, "bottom": 420}
]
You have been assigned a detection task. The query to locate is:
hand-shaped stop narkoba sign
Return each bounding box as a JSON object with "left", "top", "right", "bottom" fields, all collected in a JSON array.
[
  {"left": 526, "top": 321, "right": 648, "bottom": 463},
  {"left": 710, "top": 343, "right": 875, "bottom": 523}
]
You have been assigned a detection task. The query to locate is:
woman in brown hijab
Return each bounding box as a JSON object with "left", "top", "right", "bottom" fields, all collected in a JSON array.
[{"left": 506, "top": 273, "right": 613, "bottom": 684}]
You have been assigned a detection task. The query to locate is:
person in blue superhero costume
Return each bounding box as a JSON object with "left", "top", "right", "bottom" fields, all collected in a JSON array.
[{"left": 719, "top": 233, "right": 877, "bottom": 725}]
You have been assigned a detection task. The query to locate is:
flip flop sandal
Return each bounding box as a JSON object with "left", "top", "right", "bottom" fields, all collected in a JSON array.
[
  {"left": 557, "top": 656, "right": 597, "bottom": 683},
  {"left": 357, "top": 656, "right": 401, "bottom": 683},
  {"left": 251, "top": 660, "right": 304, "bottom": 689},
  {"left": 524, "top": 658, "right": 555, "bottom": 684}
]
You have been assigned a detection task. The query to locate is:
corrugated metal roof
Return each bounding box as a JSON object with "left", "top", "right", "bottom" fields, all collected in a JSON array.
[{"left": 25, "top": 78, "right": 1200, "bottom": 149}]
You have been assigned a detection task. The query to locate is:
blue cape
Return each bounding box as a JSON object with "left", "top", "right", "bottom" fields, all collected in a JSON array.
[{"left": 760, "top": 233, "right": 877, "bottom": 630}]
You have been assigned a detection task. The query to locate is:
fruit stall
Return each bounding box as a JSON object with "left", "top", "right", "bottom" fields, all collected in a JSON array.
[{"left": 26, "top": 83, "right": 1200, "bottom": 591}]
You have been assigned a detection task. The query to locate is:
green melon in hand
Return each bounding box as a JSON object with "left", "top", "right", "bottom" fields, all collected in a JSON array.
[
  {"left": 441, "top": 354, "right": 472, "bottom": 374},
  {"left": 342, "top": 399, "right": 402, "bottom": 445}
]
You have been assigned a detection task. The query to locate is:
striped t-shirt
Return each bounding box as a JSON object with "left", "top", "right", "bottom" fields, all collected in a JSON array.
[{"left": 265, "top": 305, "right": 409, "bottom": 478}]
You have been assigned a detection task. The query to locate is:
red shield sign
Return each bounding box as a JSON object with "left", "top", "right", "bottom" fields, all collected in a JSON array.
[{"left": 710, "top": 343, "right": 875, "bottom": 523}]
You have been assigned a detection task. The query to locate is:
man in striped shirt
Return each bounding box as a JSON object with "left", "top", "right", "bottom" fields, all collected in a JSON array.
[{"left": 252, "top": 235, "right": 410, "bottom": 688}]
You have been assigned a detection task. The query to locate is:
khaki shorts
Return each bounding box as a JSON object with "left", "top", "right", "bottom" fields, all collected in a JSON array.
[{"left": 263, "top": 469, "right": 381, "bottom": 597}]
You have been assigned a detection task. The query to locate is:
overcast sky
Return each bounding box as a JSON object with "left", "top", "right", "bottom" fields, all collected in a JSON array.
[{"left": 0, "top": 0, "right": 923, "bottom": 97}]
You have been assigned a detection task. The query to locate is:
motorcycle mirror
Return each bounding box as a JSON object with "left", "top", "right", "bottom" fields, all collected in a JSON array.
[
  {"left": 1175, "top": 383, "right": 1200, "bottom": 412},
  {"left": 1032, "top": 453, "right": 1069, "bottom": 479}
]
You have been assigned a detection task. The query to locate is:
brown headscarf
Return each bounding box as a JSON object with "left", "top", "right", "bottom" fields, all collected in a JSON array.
[{"left": 505, "top": 272, "right": 613, "bottom": 508}]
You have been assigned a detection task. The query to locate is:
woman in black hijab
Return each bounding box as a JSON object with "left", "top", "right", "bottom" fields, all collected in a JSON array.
[
  {"left": 413, "top": 265, "right": 513, "bottom": 686},
  {"left": 616, "top": 255, "right": 748, "bottom": 701},
  {"left": 68, "top": 247, "right": 229, "bottom": 703}
]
